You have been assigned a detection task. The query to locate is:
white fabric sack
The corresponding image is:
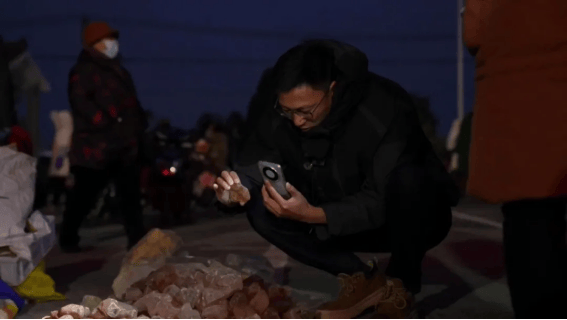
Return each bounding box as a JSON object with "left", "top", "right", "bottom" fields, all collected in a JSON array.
[
  {"left": 0, "top": 146, "right": 36, "bottom": 238},
  {"left": 49, "top": 110, "right": 73, "bottom": 177},
  {"left": 0, "top": 211, "right": 56, "bottom": 286},
  {"left": 0, "top": 211, "right": 54, "bottom": 261}
]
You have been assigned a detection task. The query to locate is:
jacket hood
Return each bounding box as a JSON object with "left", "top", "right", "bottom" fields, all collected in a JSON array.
[
  {"left": 303, "top": 39, "right": 369, "bottom": 83},
  {"left": 299, "top": 39, "right": 371, "bottom": 135}
]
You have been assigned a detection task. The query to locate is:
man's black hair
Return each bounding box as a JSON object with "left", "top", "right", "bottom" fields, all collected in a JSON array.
[{"left": 272, "top": 42, "right": 338, "bottom": 94}]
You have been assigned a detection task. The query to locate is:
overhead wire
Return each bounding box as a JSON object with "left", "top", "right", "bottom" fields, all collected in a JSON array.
[
  {"left": 0, "top": 14, "right": 456, "bottom": 42},
  {"left": 33, "top": 54, "right": 470, "bottom": 66},
  {"left": 4, "top": 15, "right": 464, "bottom": 66},
  {"left": 3, "top": 14, "right": 466, "bottom": 108}
]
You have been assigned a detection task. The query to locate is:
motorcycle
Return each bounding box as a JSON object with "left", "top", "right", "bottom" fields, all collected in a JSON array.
[{"left": 147, "top": 125, "right": 194, "bottom": 225}]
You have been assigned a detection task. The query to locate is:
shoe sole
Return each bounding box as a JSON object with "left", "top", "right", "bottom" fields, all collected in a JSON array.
[
  {"left": 317, "top": 288, "right": 386, "bottom": 319},
  {"left": 407, "top": 309, "right": 418, "bottom": 318},
  {"left": 374, "top": 311, "right": 419, "bottom": 319}
]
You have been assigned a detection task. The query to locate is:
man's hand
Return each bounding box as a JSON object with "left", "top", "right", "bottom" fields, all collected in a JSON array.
[
  {"left": 213, "top": 171, "right": 250, "bottom": 206},
  {"left": 261, "top": 181, "right": 326, "bottom": 224}
]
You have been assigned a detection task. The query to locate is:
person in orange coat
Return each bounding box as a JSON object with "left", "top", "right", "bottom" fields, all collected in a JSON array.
[{"left": 464, "top": 0, "right": 567, "bottom": 318}]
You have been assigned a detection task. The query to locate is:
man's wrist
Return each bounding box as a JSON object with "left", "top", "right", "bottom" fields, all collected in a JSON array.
[{"left": 305, "top": 205, "right": 327, "bottom": 224}]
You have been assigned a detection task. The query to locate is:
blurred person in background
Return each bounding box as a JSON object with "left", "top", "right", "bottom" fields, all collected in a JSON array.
[
  {"left": 195, "top": 115, "right": 229, "bottom": 207},
  {"left": 0, "top": 36, "right": 17, "bottom": 131},
  {"left": 196, "top": 113, "right": 229, "bottom": 174},
  {"left": 225, "top": 111, "right": 245, "bottom": 170},
  {"left": 464, "top": 0, "right": 567, "bottom": 318},
  {"left": 59, "top": 21, "right": 148, "bottom": 253},
  {"left": 205, "top": 121, "right": 229, "bottom": 174}
]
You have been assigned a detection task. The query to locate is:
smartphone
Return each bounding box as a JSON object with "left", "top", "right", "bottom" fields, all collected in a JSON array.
[{"left": 258, "top": 160, "right": 291, "bottom": 200}]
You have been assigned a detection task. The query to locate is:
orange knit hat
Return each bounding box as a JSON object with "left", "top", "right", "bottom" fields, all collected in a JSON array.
[{"left": 82, "top": 21, "right": 119, "bottom": 47}]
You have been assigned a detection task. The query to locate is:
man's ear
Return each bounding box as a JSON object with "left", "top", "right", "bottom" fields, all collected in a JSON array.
[
  {"left": 329, "top": 81, "right": 337, "bottom": 91},
  {"left": 328, "top": 81, "right": 337, "bottom": 100}
]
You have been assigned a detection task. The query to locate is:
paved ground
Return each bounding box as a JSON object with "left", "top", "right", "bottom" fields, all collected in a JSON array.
[{"left": 17, "top": 198, "right": 512, "bottom": 319}]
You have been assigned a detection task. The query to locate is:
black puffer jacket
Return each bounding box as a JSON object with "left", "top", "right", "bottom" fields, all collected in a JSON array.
[
  {"left": 237, "top": 40, "right": 459, "bottom": 239},
  {"left": 68, "top": 49, "right": 147, "bottom": 169}
]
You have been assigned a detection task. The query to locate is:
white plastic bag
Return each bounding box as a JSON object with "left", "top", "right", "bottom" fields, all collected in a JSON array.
[
  {"left": 0, "top": 146, "right": 36, "bottom": 238},
  {"left": 48, "top": 110, "right": 73, "bottom": 178}
]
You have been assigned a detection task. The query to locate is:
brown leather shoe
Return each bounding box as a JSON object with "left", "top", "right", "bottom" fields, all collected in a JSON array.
[
  {"left": 317, "top": 271, "right": 389, "bottom": 319},
  {"left": 373, "top": 279, "right": 417, "bottom": 319}
]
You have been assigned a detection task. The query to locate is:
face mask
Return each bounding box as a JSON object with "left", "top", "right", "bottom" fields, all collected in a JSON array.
[{"left": 102, "top": 39, "right": 119, "bottom": 59}]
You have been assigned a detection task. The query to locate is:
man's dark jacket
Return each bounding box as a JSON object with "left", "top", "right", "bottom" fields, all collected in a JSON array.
[
  {"left": 237, "top": 40, "right": 459, "bottom": 240},
  {"left": 68, "top": 49, "right": 147, "bottom": 169}
]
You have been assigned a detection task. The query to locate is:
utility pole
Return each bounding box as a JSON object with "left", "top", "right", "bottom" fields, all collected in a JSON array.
[
  {"left": 447, "top": 0, "right": 466, "bottom": 167},
  {"left": 457, "top": 0, "right": 465, "bottom": 120}
]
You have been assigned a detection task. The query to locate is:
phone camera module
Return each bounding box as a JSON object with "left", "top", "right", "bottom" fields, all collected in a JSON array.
[{"left": 263, "top": 167, "right": 278, "bottom": 181}]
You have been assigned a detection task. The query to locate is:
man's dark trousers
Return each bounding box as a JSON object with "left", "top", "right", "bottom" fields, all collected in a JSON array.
[{"left": 246, "top": 164, "right": 452, "bottom": 294}]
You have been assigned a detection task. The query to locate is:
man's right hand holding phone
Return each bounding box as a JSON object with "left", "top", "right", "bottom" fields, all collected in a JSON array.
[{"left": 213, "top": 171, "right": 251, "bottom": 206}]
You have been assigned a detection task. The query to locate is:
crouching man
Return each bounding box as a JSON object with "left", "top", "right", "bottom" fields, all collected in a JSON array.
[{"left": 214, "top": 40, "right": 459, "bottom": 319}]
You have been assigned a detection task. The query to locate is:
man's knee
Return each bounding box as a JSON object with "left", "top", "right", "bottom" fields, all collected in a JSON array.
[
  {"left": 386, "top": 164, "right": 430, "bottom": 201},
  {"left": 425, "top": 206, "right": 452, "bottom": 249},
  {"left": 246, "top": 201, "right": 273, "bottom": 237},
  {"left": 246, "top": 195, "right": 311, "bottom": 242},
  {"left": 245, "top": 192, "right": 284, "bottom": 238},
  {"left": 386, "top": 164, "right": 452, "bottom": 247}
]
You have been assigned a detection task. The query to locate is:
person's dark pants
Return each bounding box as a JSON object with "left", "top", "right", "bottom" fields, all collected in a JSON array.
[
  {"left": 59, "top": 163, "right": 147, "bottom": 249},
  {"left": 246, "top": 165, "right": 453, "bottom": 294},
  {"left": 51, "top": 177, "right": 67, "bottom": 206},
  {"left": 502, "top": 198, "right": 567, "bottom": 319},
  {"left": 32, "top": 157, "right": 51, "bottom": 211}
]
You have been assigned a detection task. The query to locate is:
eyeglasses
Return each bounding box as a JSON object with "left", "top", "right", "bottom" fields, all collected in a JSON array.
[{"left": 274, "top": 91, "right": 329, "bottom": 120}]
